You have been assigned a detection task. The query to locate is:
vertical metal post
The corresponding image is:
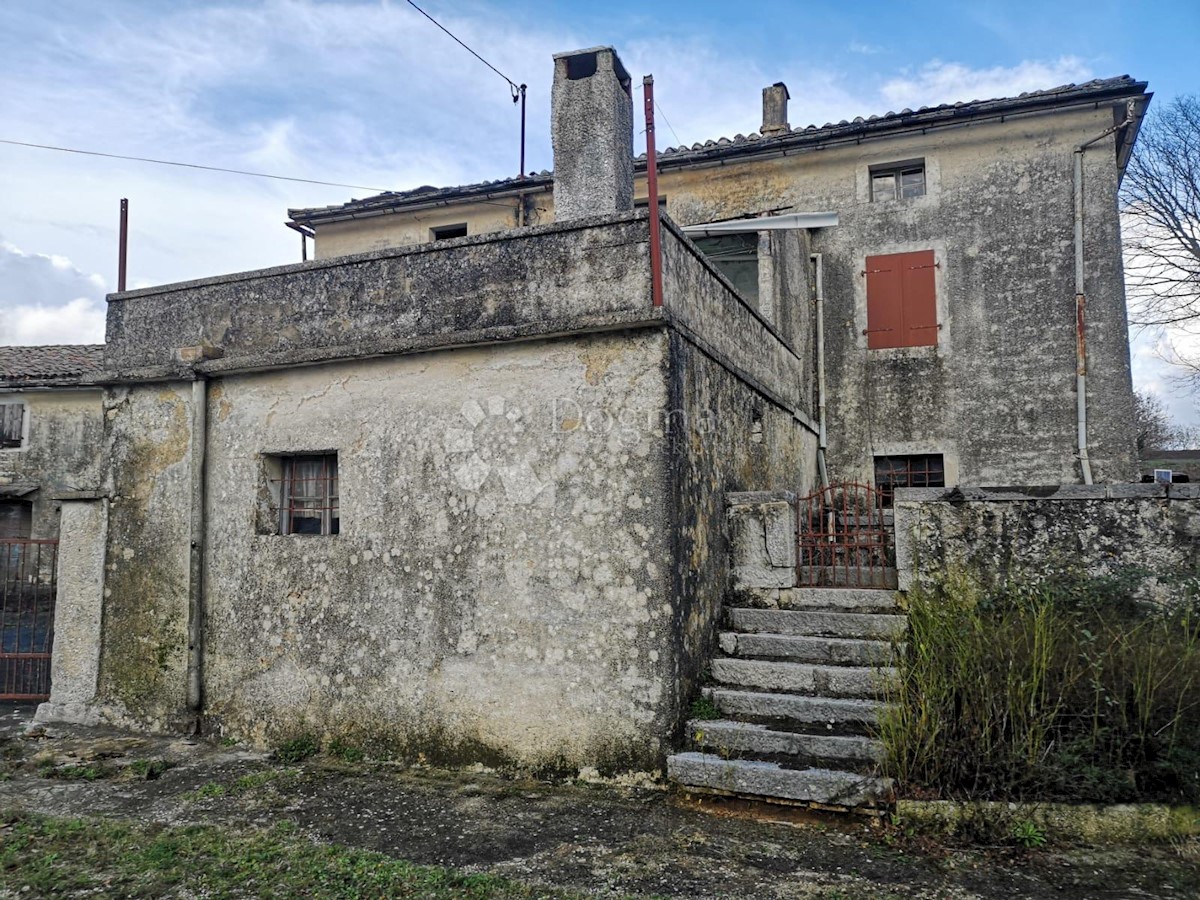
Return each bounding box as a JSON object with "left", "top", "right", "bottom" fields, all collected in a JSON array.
[
  {"left": 301, "top": 231, "right": 308, "bottom": 262},
  {"left": 643, "top": 75, "right": 663, "bottom": 308},
  {"left": 118, "top": 198, "right": 128, "bottom": 292}
]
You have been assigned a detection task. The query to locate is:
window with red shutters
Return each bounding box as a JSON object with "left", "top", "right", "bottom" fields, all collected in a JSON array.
[{"left": 864, "top": 250, "right": 939, "bottom": 349}]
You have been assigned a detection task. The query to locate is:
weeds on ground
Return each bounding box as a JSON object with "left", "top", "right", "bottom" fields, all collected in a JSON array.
[
  {"left": 0, "top": 810, "right": 577, "bottom": 898},
  {"left": 275, "top": 734, "right": 319, "bottom": 764},
  {"left": 879, "top": 566, "right": 1200, "bottom": 802}
]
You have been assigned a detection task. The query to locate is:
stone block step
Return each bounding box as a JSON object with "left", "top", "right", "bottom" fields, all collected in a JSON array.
[
  {"left": 728, "top": 608, "right": 907, "bottom": 641},
  {"left": 667, "top": 752, "right": 894, "bottom": 809},
  {"left": 797, "top": 566, "right": 898, "bottom": 589},
  {"left": 719, "top": 631, "right": 897, "bottom": 666},
  {"left": 687, "top": 719, "right": 882, "bottom": 766},
  {"left": 782, "top": 587, "right": 902, "bottom": 612},
  {"left": 711, "top": 658, "right": 893, "bottom": 698},
  {"left": 705, "top": 687, "right": 884, "bottom": 730}
]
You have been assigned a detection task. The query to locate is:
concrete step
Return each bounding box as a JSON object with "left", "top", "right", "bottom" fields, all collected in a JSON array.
[
  {"left": 781, "top": 588, "right": 902, "bottom": 613},
  {"left": 710, "top": 658, "right": 894, "bottom": 698},
  {"left": 705, "top": 687, "right": 884, "bottom": 730},
  {"left": 728, "top": 608, "right": 907, "bottom": 641},
  {"left": 796, "top": 566, "right": 898, "bottom": 589},
  {"left": 667, "top": 752, "right": 894, "bottom": 809},
  {"left": 687, "top": 719, "right": 882, "bottom": 766},
  {"left": 719, "top": 632, "right": 897, "bottom": 666}
]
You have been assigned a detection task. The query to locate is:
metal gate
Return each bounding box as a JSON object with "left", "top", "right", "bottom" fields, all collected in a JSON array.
[
  {"left": 797, "top": 482, "right": 893, "bottom": 588},
  {"left": 0, "top": 540, "right": 57, "bottom": 700}
]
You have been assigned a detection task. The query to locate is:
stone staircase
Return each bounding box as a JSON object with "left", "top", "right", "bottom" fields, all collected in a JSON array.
[{"left": 667, "top": 583, "right": 905, "bottom": 813}]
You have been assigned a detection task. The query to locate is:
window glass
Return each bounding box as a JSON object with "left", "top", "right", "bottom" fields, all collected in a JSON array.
[
  {"left": 871, "top": 173, "right": 897, "bottom": 202},
  {"left": 279, "top": 454, "right": 339, "bottom": 536}
]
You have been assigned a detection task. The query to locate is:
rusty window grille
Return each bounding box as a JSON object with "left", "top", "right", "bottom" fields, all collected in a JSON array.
[
  {"left": 0, "top": 403, "right": 24, "bottom": 449},
  {"left": 874, "top": 454, "right": 945, "bottom": 507},
  {"left": 796, "top": 482, "right": 892, "bottom": 588},
  {"left": 0, "top": 539, "right": 57, "bottom": 700},
  {"left": 275, "top": 454, "right": 339, "bottom": 536}
]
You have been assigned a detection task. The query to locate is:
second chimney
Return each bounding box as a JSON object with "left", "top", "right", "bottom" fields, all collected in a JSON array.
[
  {"left": 761, "top": 82, "right": 790, "bottom": 135},
  {"left": 551, "top": 46, "right": 634, "bottom": 221}
]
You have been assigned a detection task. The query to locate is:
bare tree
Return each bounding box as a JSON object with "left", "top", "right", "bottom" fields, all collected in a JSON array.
[
  {"left": 1133, "top": 390, "right": 1197, "bottom": 453},
  {"left": 1122, "top": 95, "right": 1200, "bottom": 380}
]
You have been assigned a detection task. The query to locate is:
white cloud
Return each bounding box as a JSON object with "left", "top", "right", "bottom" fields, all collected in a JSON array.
[
  {"left": 0, "top": 240, "right": 107, "bottom": 345},
  {"left": 848, "top": 41, "right": 883, "bottom": 56},
  {"left": 879, "top": 57, "right": 1093, "bottom": 110}
]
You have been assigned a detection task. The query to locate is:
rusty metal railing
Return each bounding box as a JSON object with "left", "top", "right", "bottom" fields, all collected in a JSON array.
[
  {"left": 0, "top": 540, "right": 57, "bottom": 700},
  {"left": 796, "top": 482, "right": 893, "bottom": 588}
]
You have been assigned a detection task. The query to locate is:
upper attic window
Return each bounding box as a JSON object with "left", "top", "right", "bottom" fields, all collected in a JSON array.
[
  {"left": 0, "top": 403, "right": 24, "bottom": 449},
  {"left": 871, "top": 160, "right": 925, "bottom": 202},
  {"left": 431, "top": 224, "right": 468, "bottom": 241}
]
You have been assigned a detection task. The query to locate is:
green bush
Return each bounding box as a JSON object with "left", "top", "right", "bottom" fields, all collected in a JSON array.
[
  {"left": 879, "top": 568, "right": 1200, "bottom": 802},
  {"left": 274, "top": 734, "right": 319, "bottom": 764}
]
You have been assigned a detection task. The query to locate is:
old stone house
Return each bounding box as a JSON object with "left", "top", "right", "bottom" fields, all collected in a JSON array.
[{"left": 0, "top": 46, "right": 1162, "bottom": 807}]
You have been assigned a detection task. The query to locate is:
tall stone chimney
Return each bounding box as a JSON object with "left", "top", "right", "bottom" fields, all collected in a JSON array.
[
  {"left": 551, "top": 46, "right": 634, "bottom": 221},
  {"left": 761, "top": 82, "right": 790, "bottom": 135}
]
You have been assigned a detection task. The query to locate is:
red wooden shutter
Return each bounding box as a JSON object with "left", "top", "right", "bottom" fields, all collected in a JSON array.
[
  {"left": 864, "top": 255, "right": 904, "bottom": 349},
  {"left": 900, "top": 250, "right": 938, "bottom": 347},
  {"left": 865, "top": 250, "right": 938, "bottom": 349}
]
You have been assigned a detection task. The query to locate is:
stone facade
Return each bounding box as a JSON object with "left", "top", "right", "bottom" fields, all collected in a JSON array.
[
  {"left": 292, "top": 78, "right": 1148, "bottom": 489},
  {"left": 893, "top": 485, "right": 1200, "bottom": 600},
  {"left": 41, "top": 211, "right": 815, "bottom": 770}
]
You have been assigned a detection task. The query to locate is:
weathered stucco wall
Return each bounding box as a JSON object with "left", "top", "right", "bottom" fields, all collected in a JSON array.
[
  {"left": 96, "top": 384, "right": 194, "bottom": 729},
  {"left": 107, "top": 214, "right": 657, "bottom": 374},
  {"left": 313, "top": 103, "right": 1139, "bottom": 488},
  {"left": 658, "top": 224, "right": 818, "bottom": 717},
  {"left": 201, "top": 332, "right": 675, "bottom": 770},
  {"left": 0, "top": 390, "right": 105, "bottom": 538},
  {"left": 663, "top": 106, "right": 1136, "bottom": 485},
  {"left": 36, "top": 499, "right": 108, "bottom": 725},
  {"left": 894, "top": 485, "right": 1200, "bottom": 600}
]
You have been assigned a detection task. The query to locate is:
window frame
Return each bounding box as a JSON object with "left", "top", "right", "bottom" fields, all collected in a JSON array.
[
  {"left": 869, "top": 159, "right": 926, "bottom": 203},
  {"left": 873, "top": 454, "right": 946, "bottom": 507},
  {"left": 275, "top": 453, "right": 340, "bottom": 536},
  {"left": 0, "top": 402, "right": 25, "bottom": 450},
  {"left": 430, "top": 223, "right": 468, "bottom": 241}
]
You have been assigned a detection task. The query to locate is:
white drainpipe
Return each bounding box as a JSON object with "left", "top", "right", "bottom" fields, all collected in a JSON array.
[
  {"left": 1073, "top": 98, "right": 1137, "bottom": 486},
  {"left": 812, "top": 252, "right": 829, "bottom": 488}
]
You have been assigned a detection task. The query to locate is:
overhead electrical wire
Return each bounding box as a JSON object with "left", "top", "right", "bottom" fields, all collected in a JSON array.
[
  {"left": 404, "top": 0, "right": 522, "bottom": 98},
  {"left": 0, "top": 138, "right": 390, "bottom": 192}
]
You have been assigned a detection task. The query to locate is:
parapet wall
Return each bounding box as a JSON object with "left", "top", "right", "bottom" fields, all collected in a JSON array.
[{"left": 894, "top": 485, "right": 1200, "bottom": 600}]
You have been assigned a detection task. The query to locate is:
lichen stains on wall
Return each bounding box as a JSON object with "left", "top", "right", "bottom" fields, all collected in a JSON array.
[
  {"left": 200, "top": 331, "right": 675, "bottom": 770},
  {"left": 668, "top": 331, "right": 817, "bottom": 720},
  {"left": 97, "top": 385, "right": 194, "bottom": 729},
  {"left": 894, "top": 486, "right": 1200, "bottom": 602}
]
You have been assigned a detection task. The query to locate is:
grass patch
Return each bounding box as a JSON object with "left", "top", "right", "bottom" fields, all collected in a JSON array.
[
  {"left": 688, "top": 696, "right": 721, "bottom": 721},
  {"left": 0, "top": 810, "right": 575, "bottom": 898},
  {"left": 275, "top": 734, "right": 319, "bottom": 764},
  {"left": 880, "top": 567, "right": 1200, "bottom": 803},
  {"left": 326, "top": 739, "right": 364, "bottom": 764}
]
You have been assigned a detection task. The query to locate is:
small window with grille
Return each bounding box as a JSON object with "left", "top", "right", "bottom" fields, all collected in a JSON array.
[
  {"left": 264, "top": 453, "right": 339, "bottom": 536},
  {"left": 874, "top": 454, "right": 945, "bottom": 506},
  {"left": 0, "top": 403, "right": 25, "bottom": 449},
  {"left": 870, "top": 160, "right": 926, "bottom": 202}
]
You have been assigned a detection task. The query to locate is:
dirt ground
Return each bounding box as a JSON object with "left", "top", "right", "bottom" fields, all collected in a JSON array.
[{"left": 0, "top": 703, "right": 1196, "bottom": 899}]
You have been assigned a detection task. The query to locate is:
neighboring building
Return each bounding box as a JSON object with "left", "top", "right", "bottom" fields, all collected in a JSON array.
[
  {"left": 1140, "top": 448, "right": 1200, "bottom": 482},
  {"left": 3, "top": 46, "right": 1152, "bottom": 783},
  {"left": 0, "top": 345, "right": 106, "bottom": 539},
  {"left": 292, "top": 73, "right": 1150, "bottom": 490}
]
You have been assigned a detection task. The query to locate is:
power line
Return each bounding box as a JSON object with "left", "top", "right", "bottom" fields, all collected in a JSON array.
[
  {"left": 404, "top": 0, "right": 520, "bottom": 95},
  {"left": 0, "top": 138, "right": 390, "bottom": 192},
  {"left": 655, "top": 101, "right": 684, "bottom": 148}
]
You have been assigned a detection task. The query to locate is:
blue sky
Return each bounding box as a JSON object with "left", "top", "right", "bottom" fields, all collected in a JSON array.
[{"left": 0, "top": 0, "right": 1196, "bottom": 424}]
